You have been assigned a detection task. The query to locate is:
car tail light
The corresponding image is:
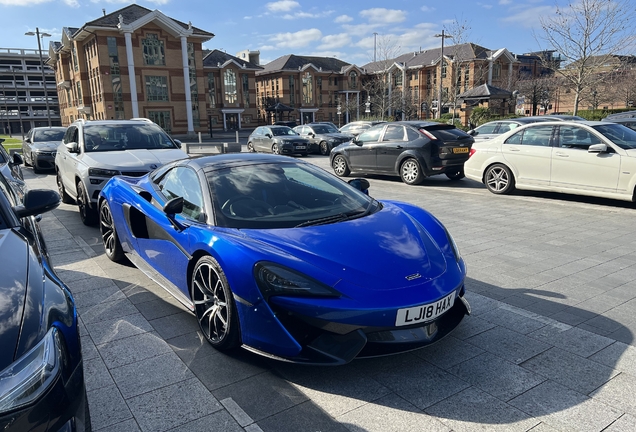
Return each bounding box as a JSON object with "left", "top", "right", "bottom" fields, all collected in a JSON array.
[
  {"left": 469, "top": 148, "right": 476, "bottom": 158},
  {"left": 418, "top": 128, "right": 437, "bottom": 140}
]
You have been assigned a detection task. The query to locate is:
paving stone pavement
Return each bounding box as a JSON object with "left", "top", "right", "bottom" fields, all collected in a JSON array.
[{"left": 23, "top": 155, "right": 636, "bottom": 432}]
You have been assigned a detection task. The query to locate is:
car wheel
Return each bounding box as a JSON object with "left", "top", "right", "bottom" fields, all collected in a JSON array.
[
  {"left": 272, "top": 143, "right": 280, "bottom": 154},
  {"left": 56, "top": 170, "right": 74, "bottom": 204},
  {"left": 332, "top": 155, "right": 351, "bottom": 177},
  {"left": 23, "top": 151, "right": 31, "bottom": 167},
  {"left": 485, "top": 163, "right": 515, "bottom": 194},
  {"left": 400, "top": 158, "right": 424, "bottom": 185},
  {"left": 32, "top": 155, "right": 41, "bottom": 174},
  {"left": 247, "top": 142, "right": 255, "bottom": 152},
  {"left": 319, "top": 141, "right": 330, "bottom": 155},
  {"left": 99, "top": 200, "right": 125, "bottom": 262},
  {"left": 191, "top": 255, "right": 240, "bottom": 351},
  {"left": 445, "top": 168, "right": 465, "bottom": 181},
  {"left": 77, "top": 181, "right": 98, "bottom": 226}
]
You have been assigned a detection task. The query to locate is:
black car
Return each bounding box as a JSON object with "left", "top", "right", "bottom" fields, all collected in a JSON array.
[
  {"left": 330, "top": 121, "right": 474, "bottom": 185},
  {"left": 294, "top": 124, "right": 354, "bottom": 155},
  {"left": 339, "top": 121, "right": 387, "bottom": 137},
  {"left": 247, "top": 126, "right": 310, "bottom": 156},
  {"left": 0, "top": 142, "right": 26, "bottom": 200},
  {"left": 22, "top": 127, "right": 67, "bottom": 173},
  {"left": 0, "top": 174, "right": 90, "bottom": 431}
]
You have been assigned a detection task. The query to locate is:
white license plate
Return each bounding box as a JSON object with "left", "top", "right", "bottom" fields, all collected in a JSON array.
[
  {"left": 295, "top": 146, "right": 306, "bottom": 149},
  {"left": 395, "top": 291, "right": 456, "bottom": 326}
]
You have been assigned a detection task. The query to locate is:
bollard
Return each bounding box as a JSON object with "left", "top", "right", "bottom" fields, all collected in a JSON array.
[
  {"left": 198, "top": 132, "right": 202, "bottom": 143},
  {"left": 235, "top": 130, "right": 239, "bottom": 143}
]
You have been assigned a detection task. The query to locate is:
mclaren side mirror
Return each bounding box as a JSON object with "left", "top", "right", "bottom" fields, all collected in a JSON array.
[
  {"left": 163, "top": 196, "right": 187, "bottom": 231},
  {"left": 12, "top": 189, "right": 60, "bottom": 218},
  {"left": 348, "top": 178, "right": 370, "bottom": 194}
]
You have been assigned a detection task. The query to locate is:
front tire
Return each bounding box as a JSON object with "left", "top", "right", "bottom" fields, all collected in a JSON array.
[
  {"left": 332, "top": 155, "right": 350, "bottom": 177},
  {"left": 99, "top": 200, "right": 125, "bottom": 262},
  {"left": 319, "top": 141, "right": 330, "bottom": 155},
  {"left": 191, "top": 256, "right": 240, "bottom": 351},
  {"left": 272, "top": 143, "right": 280, "bottom": 155},
  {"left": 77, "top": 181, "right": 98, "bottom": 226},
  {"left": 57, "top": 170, "right": 74, "bottom": 204},
  {"left": 247, "top": 142, "right": 255, "bottom": 153},
  {"left": 485, "top": 163, "right": 515, "bottom": 194},
  {"left": 400, "top": 158, "right": 424, "bottom": 185}
]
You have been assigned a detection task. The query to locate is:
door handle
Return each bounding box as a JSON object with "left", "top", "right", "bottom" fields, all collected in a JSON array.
[
  {"left": 395, "top": 145, "right": 403, "bottom": 149},
  {"left": 509, "top": 148, "right": 520, "bottom": 152},
  {"left": 555, "top": 152, "right": 569, "bottom": 157}
]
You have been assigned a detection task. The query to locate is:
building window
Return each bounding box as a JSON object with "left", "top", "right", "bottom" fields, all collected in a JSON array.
[
  {"left": 289, "top": 75, "right": 295, "bottom": 107},
  {"left": 394, "top": 72, "right": 402, "bottom": 86},
  {"left": 441, "top": 62, "right": 447, "bottom": 79},
  {"left": 72, "top": 45, "right": 79, "bottom": 72},
  {"left": 107, "top": 37, "right": 125, "bottom": 119},
  {"left": 142, "top": 34, "right": 166, "bottom": 66},
  {"left": 349, "top": 71, "right": 357, "bottom": 89},
  {"left": 187, "top": 42, "right": 199, "bottom": 127},
  {"left": 148, "top": 111, "right": 171, "bottom": 133},
  {"left": 145, "top": 76, "right": 169, "bottom": 102},
  {"left": 224, "top": 69, "right": 237, "bottom": 104},
  {"left": 242, "top": 74, "right": 249, "bottom": 107},
  {"left": 76, "top": 81, "right": 82, "bottom": 104},
  {"left": 317, "top": 77, "right": 322, "bottom": 106},
  {"left": 207, "top": 73, "right": 216, "bottom": 107},
  {"left": 492, "top": 63, "right": 501, "bottom": 79},
  {"left": 302, "top": 72, "right": 313, "bottom": 104}
]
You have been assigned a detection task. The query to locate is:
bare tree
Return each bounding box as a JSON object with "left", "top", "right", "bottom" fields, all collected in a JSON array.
[
  {"left": 443, "top": 18, "right": 472, "bottom": 122},
  {"left": 535, "top": 0, "right": 635, "bottom": 115},
  {"left": 517, "top": 76, "right": 557, "bottom": 115},
  {"left": 362, "top": 35, "right": 402, "bottom": 120}
]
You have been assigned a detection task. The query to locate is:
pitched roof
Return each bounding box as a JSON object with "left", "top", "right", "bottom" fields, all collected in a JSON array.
[
  {"left": 259, "top": 54, "right": 351, "bottom": 74},
  {"left": 458, "top": 84, "right": 511, "bottom": 100},
  {"left": 84, "top": 4, "right": 213, "bottom": 37},
  {"left": 203, "top": 50, "right": 262, "bottom": 70}
]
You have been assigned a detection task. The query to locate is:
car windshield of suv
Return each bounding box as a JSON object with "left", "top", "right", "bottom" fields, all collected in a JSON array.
[
  {"left": 208, "top": 161, "right": 377, "bottom": 229},
  {"left": 312, "top": 126, "right": 333, "bottom": 134},
  {"left": 271, "top": 127, "right": 298, "bottom": 136},
  {"left": 83, "top": 124, "right": 177, "bottom": 152},
  {"left": 34, "top": 129, "right": 66, "bottom": 142},
  {"left": 593, "top": 124, "right": 636, "bottom": 149}
]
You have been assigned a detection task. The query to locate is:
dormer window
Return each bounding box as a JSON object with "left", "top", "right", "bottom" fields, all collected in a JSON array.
[{"left": 349, "top": 71, "right": 357, "bottom": 89}]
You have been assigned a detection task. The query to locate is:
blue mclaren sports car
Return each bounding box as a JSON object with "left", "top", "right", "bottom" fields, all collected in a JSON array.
[{"left": 98, "top": 153, "right": 470, "bottom": 365}]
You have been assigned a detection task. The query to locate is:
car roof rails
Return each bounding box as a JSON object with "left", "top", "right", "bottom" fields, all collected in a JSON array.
[{"left": 129, "top": 118, "right": 154, "bottom": 123}]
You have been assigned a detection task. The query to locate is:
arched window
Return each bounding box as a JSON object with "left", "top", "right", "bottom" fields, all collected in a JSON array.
[
  {"left": 224, "top": 69, "right": 237, "bottom": 104},
  {"left": 302, "top": 72, "right": 313, "bottom": 104},
  {"left": 349, "top": 71, "right": 357, "bottom": 89}
]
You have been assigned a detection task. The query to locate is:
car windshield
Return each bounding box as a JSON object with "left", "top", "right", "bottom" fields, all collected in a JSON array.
[
  {"left": 83, "top": 124, "right": 177, "bottom": 152},
  {"left": 208, "top": 161, "right": 377, "bottom": 229},
  {"left": 320, "top": 124, "right": 339, "bottom": 133},
  {"left": 311, "top": 125, "right": 333, "bottom": 134},
  {"left": 271, "top": 127, "right": 298, "bottom": 136},
  {"left": 593, "top": 124, "right": 636, "bottom": 149},
  {"left": 33, "top": 129, "right": 66, "bottom": 141}
]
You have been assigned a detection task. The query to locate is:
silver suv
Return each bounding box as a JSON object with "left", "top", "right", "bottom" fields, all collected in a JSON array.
[{"left": 55, "top": 118, "right": 188, "bottom": 225}]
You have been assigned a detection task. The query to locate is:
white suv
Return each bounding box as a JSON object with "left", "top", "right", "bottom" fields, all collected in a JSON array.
[{"left": 55, "top": 119, "right": 188, "bottom": 225}]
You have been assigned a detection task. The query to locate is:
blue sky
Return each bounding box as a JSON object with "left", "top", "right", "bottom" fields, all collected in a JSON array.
[{"left": 3, "top": 0, "right": 563, "bottom": 66}]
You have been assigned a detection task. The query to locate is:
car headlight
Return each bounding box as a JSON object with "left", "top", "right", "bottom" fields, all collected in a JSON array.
[
  {"left": 444, "top": 227, "right": 461, "bottom": 262},
  {"left": 89, "top": 168, "right": 120, "bottom": 177},
  {"left": 0, "top": 327, "right": 62, "bottom": 413},
  {"left": 255, "top": 262, "right": 341, "bottom": 300}
]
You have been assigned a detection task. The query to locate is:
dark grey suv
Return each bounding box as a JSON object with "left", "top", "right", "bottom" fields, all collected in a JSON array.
[
  {"left": 293, "top": 124, "right": 354, "bottom": 155},
  {"left": 247, "top": 126, "right": 310, "bottom": 156}
]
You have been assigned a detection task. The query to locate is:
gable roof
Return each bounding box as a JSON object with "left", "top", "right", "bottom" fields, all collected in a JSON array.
[
  {"left": 203, "top": 50, "right": 262, "bottom": 70},
  {"left": 259, "top": 54, "right": 351, "bottom": 75},
  {"left": 458, "top": 83, "right": 512, "bottom": 100}
]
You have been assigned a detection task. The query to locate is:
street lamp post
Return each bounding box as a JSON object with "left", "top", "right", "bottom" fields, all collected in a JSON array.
[
  {"left": 373, "top": 32, "right": 378, "bottom": 63},
  {"left": 365, "top": 96, "right": 371, "bottom": 116},
  {"left": 337, "top": 103, "right": 342, "bottom": 128},
  {"left": 25, "top": 28, "right": 52, "bottom": 127},
  {"left": 434, "top": 30, "right": 452, "bottom": 119}
]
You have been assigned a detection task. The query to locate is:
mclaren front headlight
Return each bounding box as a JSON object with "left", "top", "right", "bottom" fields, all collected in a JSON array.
[
  {"left": 444, "top": 227, "right": 462, "bottom": 262},
  {"left": 0, "top": 327, "right": 62, "bottom": 413},
  {"left": 255, "top": 262, "right": 341, "bottom": 300}
]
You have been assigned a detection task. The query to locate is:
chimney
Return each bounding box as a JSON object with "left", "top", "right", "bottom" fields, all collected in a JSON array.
[{"left": 102, "top": 8, "right": 106, "bottom": 16}]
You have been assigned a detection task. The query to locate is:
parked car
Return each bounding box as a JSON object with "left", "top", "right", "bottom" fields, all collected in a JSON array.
[
  {"left": 602, "top": 111, "right": 636, "bottom": 131},
  {"left": 0, "top": 142, "right": 26, "bottom": 200},
  {"left": 536, "top": 114, "right": 586, "bottom": 121},
  {"left": 293, "top": 124, "right": 354, "bottom": 155},
  {"left": 274, "top": 120, "right": 298, "bottom": 128},
  {"left": 339, "top": 121, "right": 387, "bottom": 137},
  {"left": 55, "top": 118, "right": 188, "bottom": 226},
  {"left": 247, "top": 125, "right": 310, "bottom": 156},
  {"left": 464, "top": 120, "right": 636, "bottom": 202},
  {"left": 0, "top": 174, "right": 90, "bottom": 432},
  {"left": 468, "top": 117, "right": 553, "bottom": 141},
  {"left": 98, "top": 153, "right": 470, "bottom": 364},
  {"left": 330, "top": 121, "right": 474, "bottom": 185},
  {"left": 22, "top": 126, "right": 67, "bottom": 173}
]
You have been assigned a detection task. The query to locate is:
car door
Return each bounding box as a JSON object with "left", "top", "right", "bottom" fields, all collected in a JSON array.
[
  {"left": 501, "top": 125, "right": 555, "bottom": 187},
  {"left": 347, "top": 125, "right": 383, "bottom": 170},
  {"left": 261, "top": 127, "right": 273, "bottom": 152},
  {"left": 376, "top": 124, "right": 407, "bottom": 172},
  {"left": 135, "top": 166, "right": 205, "bottom": 294},
  {"left": 59, "top": 126, "right": 80, "bottom": 196},
  {"left": 550, "top": 125, "right": 620, "bottom": 193},
  {"left": 251, "top": 127, "right": 263, "bottom": 151}
]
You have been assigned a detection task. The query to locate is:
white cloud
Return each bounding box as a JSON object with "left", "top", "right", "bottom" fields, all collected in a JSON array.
[
  {"left": 259, "top": 45, "right": 276, "bottom": 51},
  {"left": 307, "top": 50, "right": 346, "bottom": 59},
  {"left": 360, "top": 8, "right": 406, "bottom": 24},
  {"left": 282, "top": 10, "right": 334, "bottom": 19},
  {"left": 421, "top": 6, "right": 435, "bottom": 12},
  {"left": 341, "top": 22, "right": 383, "bottom": 38},
  {"left": 499, "top": 0, "right": 512, "bottom": 4},
  {"left": 318, "top": 33, "right": 352, "bottom": 50},
  {"left": 502, "top": 5, "right": 555, "bottom": 28},
  {"left": 268, "top": 28, "right": 323, "bottom": 49},
  {"left": 478, "top": 3, "right": 493, "bottom": 9},
  {"left": 146, "top": 0, "right": 170, "bottom": 4},
  {"left": 335, "top": 14, "right": 353, "bottom": 23},
  {"left": 244, "top": 16, "right": 252, "bottom": 20},
  {"left": 266, "top": 0, "right": 299, "bottom": 12}
]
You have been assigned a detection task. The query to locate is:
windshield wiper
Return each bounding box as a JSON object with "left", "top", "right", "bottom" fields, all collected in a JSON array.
[{"left": 295, "top": 200, "right": 380, "bottom": 227}]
